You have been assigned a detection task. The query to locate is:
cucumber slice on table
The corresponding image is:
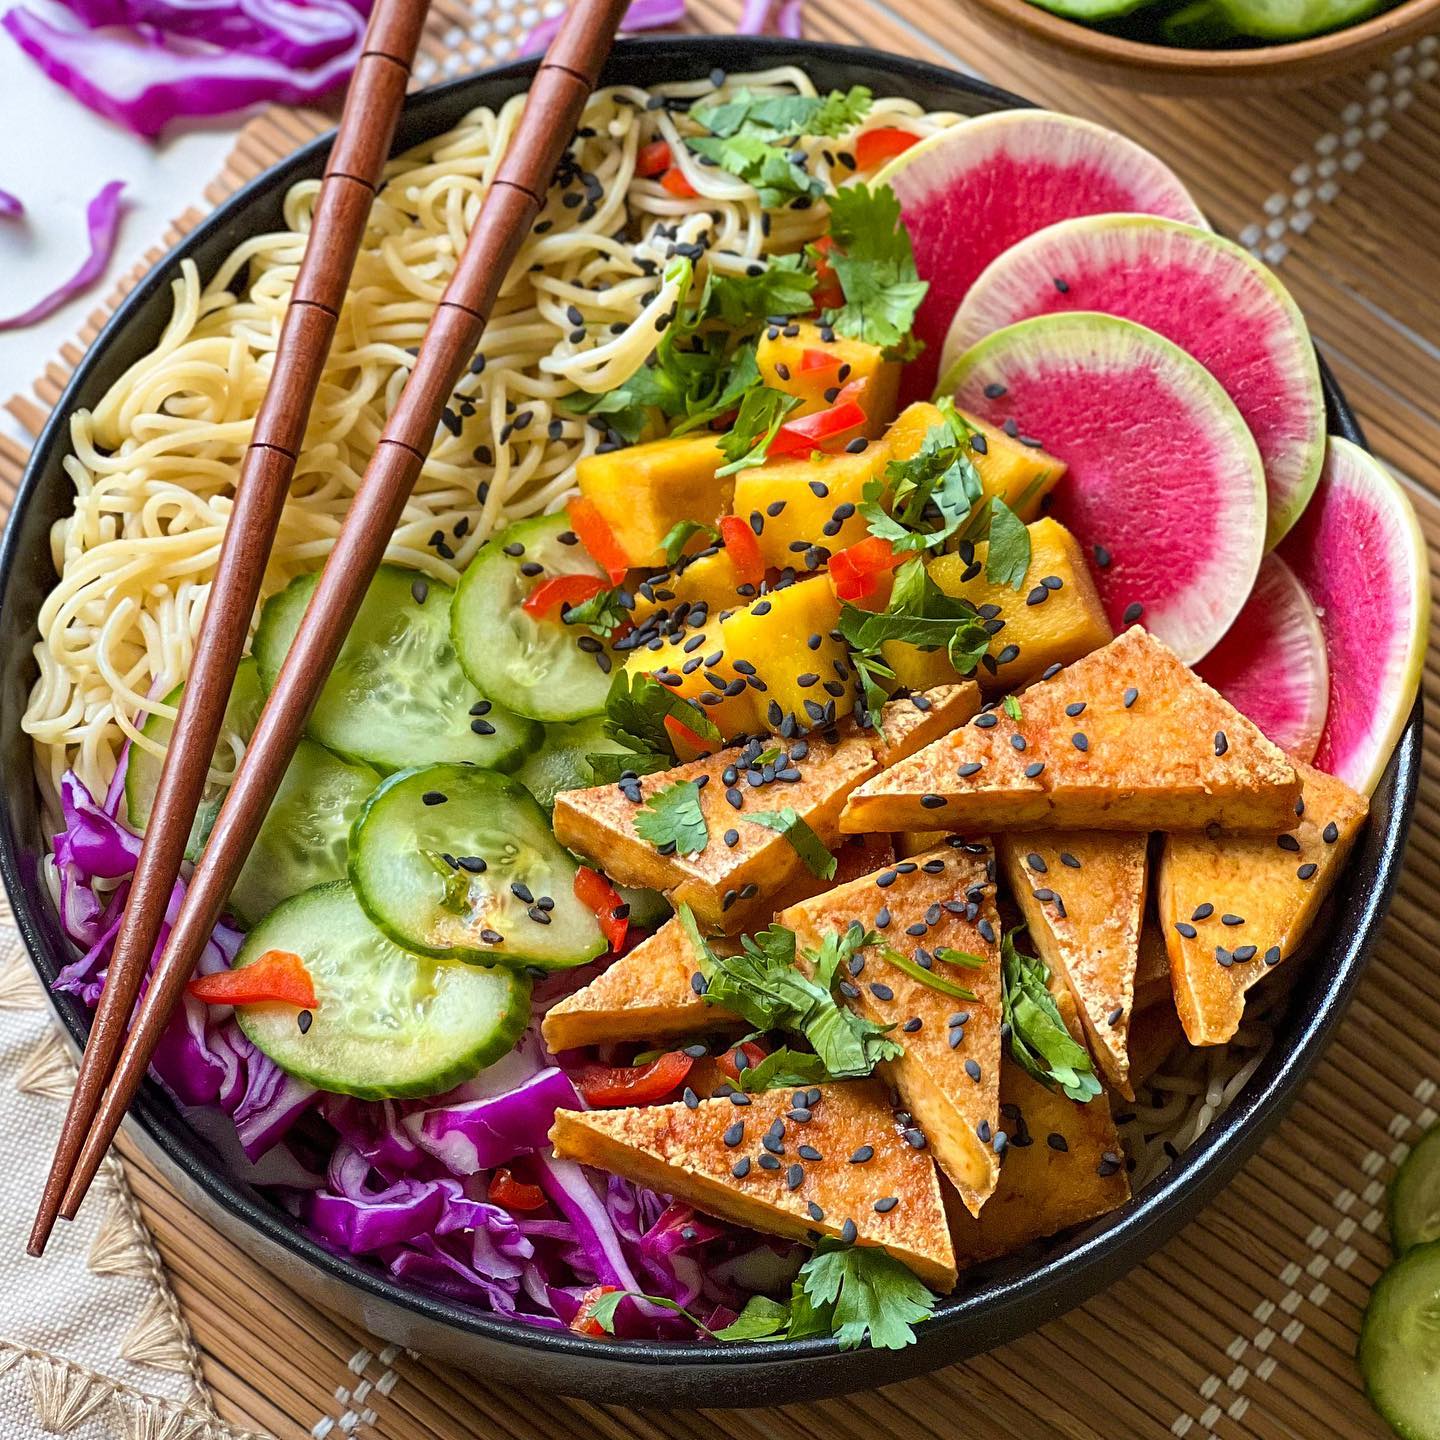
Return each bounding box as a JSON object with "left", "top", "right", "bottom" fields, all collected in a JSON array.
[
  {"left": 1359, "top": 1240, "right": 1440, "bottom": 1440},
  {"left": 452, "top": 513, "right": 616, "bottom": 723},
  {"left": 1214, "top": 0, "right": 1380, "bottom": 35},
  {"left": 349, "top": 764, "right": 606, "bottom": 971},
  {"left": 254, "top": 565, "right": 537, "bottom": 772},
  {"left": 126, "top": 658, "right": 265, "bottom": 859},
  {"left": 227, "top": 740, "right": 379, "bottom": 927},
  {"left": 233, "top": 880, "right": 530, "bottom": 1099},
  {"left": 515, "top": 715, "right": 635, "bottom": 813},
  {"left": 1392, "top": 1127, "right": 1440, "bottom": 1256}
]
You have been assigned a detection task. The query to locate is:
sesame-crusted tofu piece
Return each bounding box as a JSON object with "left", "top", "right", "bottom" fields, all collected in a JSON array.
[
  {"left": 1158, "top": 761, "right": 1368, "bottom": 1046},
  {"left": 1127, "top": 992, "right": 1186, "bottom": 1091},
  {"left": 550, "top": 1081, "right": 958, "bottom": 1291},
  {"left": 541, "top": 834, "right": 894, "bottom": 1052},
  {"left": 945, "top": 993, "right": 1130, "bottom": 1266},
  {"left": 1133, "top": 919, "right": 1173, "bottom": 1013},
  {"left": 999, "top": 832, "right": 1149, "bottom": 1100},
  {"left": 841, "top": 627, "right": 1300, "bottom": 835},
  {"left": 552, "top": 686, "right": 978, "bottom": 933},
  {"left": 779, "top": 842, "right": 1004, "bottom": 1218}
]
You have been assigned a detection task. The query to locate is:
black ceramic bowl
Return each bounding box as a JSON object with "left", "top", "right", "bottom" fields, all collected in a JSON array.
[{"left": 0, "top": 36, "right": 1422, "bottom": 1409}]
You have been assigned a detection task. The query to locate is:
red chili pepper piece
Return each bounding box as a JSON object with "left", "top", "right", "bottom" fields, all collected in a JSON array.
[
  {"left": 636, "top": 139, "right": 672, "bottom": 177},
  {"left": 521, "top": 573, "right": 608, "bottom": 619},
  {"left": 567, "top": 497, "right": 629, "bottom": 584},
  {"left": 660, "top": 167, "right": 697, "bottom": 199},
  {"left": 799, "top": 347, "right": 840, "bottom": 374},
  {"left": 829, "top": 535, "right": 902, "bottom": 603},
  {"left": 810, "top": 234, "right": 844, "bottom": 311},
  {"left": 489, "top": 1166, "right": 547, "bottom": 1212},
  {"left": 574, "top": 866, "right": 629, "bottom": 953},
  {"left": 189, "top": 949, "right": 318, "bottom": 1009},
  {"left": 768, "top": 399, "right": 868, "bottom": 459},
  {"left": 571, "top": 1284, "right": 621, "bottom": 1337},
  {"left": 855, "top": 127, "right": 919, "bottom": 169},
  {"left": 717, "top": 1040, "right": 769, "bottom": 1083},
  {"left": 572, "top": 1051, "right": 694, "bottom": 1108},
  {"left": 718, "top": 514, "right": 765, "bottom": 588}
]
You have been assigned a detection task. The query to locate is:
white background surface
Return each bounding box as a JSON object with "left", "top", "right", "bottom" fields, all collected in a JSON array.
[{"left": 0, "top": 38, "right": 241, "bottom": 439}]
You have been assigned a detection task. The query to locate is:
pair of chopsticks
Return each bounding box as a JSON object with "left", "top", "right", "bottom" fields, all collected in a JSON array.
[{"left": 30, "top": 0, "right": 631, "bottom": 1256}]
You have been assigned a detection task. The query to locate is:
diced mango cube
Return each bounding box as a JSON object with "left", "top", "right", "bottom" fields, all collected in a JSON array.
[
  {"left": 880, "top": 638, "right": 961, "bottom": 692},
  {"left": 757, "top": 320, "right": 900, "bottom": 436},
  {"left": 630, "top": 548, "right": 755, "bottom": 627},
  {"left": 733, "top": 444, "right": 887, "bottom": 572},
  {"left": 927, "top": 517, "right": 1112, "bottom": 692},
  {"left": 721, "top": 576, "right": 854, "bottom": 733},
  {"left": 624, "top": 622, "right": 758, "bottom": 742},
  {"left": 886, "top": 404, "right": 1063, "bottom": 521},
  {"left": 577, "top": 434, "right": 728, "bottom": 567}
]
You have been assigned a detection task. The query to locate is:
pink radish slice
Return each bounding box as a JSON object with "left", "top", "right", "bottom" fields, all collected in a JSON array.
[
  {"left": 876, "top": 110, "right": 1206, "bottom": 402},
  {"left": 1196, "top": 554, "right": 1329, "bottom": 763},
  {"left": 944, "top": 311, "right": 1266, "bottom": 665},
  {"left": 945, "top": 215, "right": 1325, "bottom": 549},
  {"left": 1279, "top": 437, "right": 1430, "bottom": 795}
]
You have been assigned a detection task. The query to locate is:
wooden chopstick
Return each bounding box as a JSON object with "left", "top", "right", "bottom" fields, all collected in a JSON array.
[
  {"left": 27, "top": 0, "right": 433, "bottom": 1258},
  {"left": 50, "top": 0, "right": 632, "bottom": 1230}
]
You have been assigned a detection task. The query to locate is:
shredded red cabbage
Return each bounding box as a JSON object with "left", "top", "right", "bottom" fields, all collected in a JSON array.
[
  {"left": 0, "top": 180, "right": 125, "bottom": 332},
  {"left": 49, "top": 767, "right": 780, "bottom": 1337},
  {"left": 2, "top": 0, "right": 367, "bottom": 139},
  {"left": 521, "top": 0, "right": 686, "bottom": 55}
]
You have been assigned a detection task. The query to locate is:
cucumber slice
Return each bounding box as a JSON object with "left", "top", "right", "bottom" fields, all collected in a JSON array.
[
  {"left": 1359, "top": 1241, "right": 1440, "bottom": 1440},
  {"left": 227, "top": 740, "right": 379, "bottom": 927},
  {"left": 1215, "top": 0, "right": 1379, "bottom": 35},
  {"left": 233, "top": 881, "right": 530, "bottom": 1099},
  {"left": 254, "top": 565, "right": 537, "bottom": 772},
  {"left": 452, "top": 513, "right": 615, "bottom": 722},
  {"left": 515, "top": 716, "right": 635, "bottom": 813},
  {"left": 126, "top": 658, "right": 265, "bottom": 859},
  {"left": 349, "top": 764, "right": 606, "bottom": 971},
  {"left": 1392, "top": 1128, "right": 1440, "bottom": 1256},
  {"left": 616, "top": 882, "right": 672, "bottom": 931}
]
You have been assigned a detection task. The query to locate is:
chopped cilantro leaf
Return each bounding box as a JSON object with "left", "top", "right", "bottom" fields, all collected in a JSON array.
[
  {"left": 705, "top": 255, "right": 817, "bottom": 328},
  {"left": 691, "top": 86, "right": 872, "bottom": 142},
  {"left": 861, "top": 398, "right": 982, "bottom": 554},
  {"left": 678, "top": 910, "right": 902, "bottom": 1079},
  {"left": 820, "top": 183, "right": 929, "bottom": 350},
  {"left": 716, "top": 385, "right": 801, "bottom": 476},
  {"left": 743, "top": 809, "right": 837, "bottom": 879},
  {"left": 686, "top": 134, "right": 825, "bottom": 210},
  {"left": 634, "top": 779, "right": 709, "bottom": 856},
  {"left": 604, "top": 668, "right": 721, "bottom": 758},
  {"left": 1001, "top": 927, "right": 1102, "bottom": 1103},
  {"left": 1003, "top": 694, "right": 1022, "bottom": 722},
  {"left": 657, "top": 519, "right": 721, "bottom": 565},
  {"left": 879, "top": 945, "right": 977, "bottom": 1000},
  {"left": 712, "top": 1295, "right": 791, "bottom": 1341},
  {"left": 984, "top": 497, "right": 1031, "bottom": 589},
  {"left": 586, "top": 748, "right": 670, "bottom": 785},
  {"left": 736, "top": 1047, "right": 831, "bottom": 1092},
  {"left": 798, "top": 1240, "right": 937, "bottom": 1350},
  {"left": 560, "top": 585, "right": 628, "bottom": 639}
]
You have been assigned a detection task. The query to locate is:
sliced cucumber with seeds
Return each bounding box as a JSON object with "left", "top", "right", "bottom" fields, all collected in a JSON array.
[
  {"left": 1392, "top": 1127, "right": 1440, "bottom": 1256},
  {"left": 126, "top": 658, "right": 265, "bottom": 859},
  {"left": 452, "top": 513, "right": 615, "bottom": 723},
  {"left": 349, "top": 764, "right": 605, "bottom": 971},
  {"left": 615, "top": 882, "right": 672, "bottom": 931},
  {"left": 1359, "top": 1240, "right": 1440, "bottom": 1440},
  {"left": 515, "top": 715, "right": 635, "bottom": 813},
  {"left": 233, "top": 881, "right": 529, "bottom": 1099},
  {"left": 227, "top": 740, "right": 378, "bottom": 927},
  {"left": 254, "top": 565, "right": 537, "bottom": 772}
]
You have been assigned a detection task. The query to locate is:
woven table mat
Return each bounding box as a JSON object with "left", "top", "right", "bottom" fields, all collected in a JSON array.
[{"left": 2, "top": 3, "right": 1438, "bottom": 1436}]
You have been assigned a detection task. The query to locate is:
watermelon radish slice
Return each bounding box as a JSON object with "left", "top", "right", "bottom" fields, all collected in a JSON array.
[
  {"left": 944, "top": 215, "right": 1325, "bottom": 549},
  {"left": 1195, "top": 554, "right": 1330, "bottom": 763},
  {"left": 943, "top": 312, "right": 1266, "bottom": 664},
  {"left": 1279, "top": 437, "right": 1429, "bottom": 795},
  {"left": 876, "top": 110, "right": 1206, "bottom": 402}
]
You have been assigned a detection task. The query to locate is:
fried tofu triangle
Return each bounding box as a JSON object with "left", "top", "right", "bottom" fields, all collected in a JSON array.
[
  {"left": 840, "top": 627, "right": 1300, "bottom": 835},
  {"left": 541, "top": 834, "right": 894, "bottom": 1052},
  {"left": 778, "top": 841, "right": 1004, "bottom": 1218},
  {"left": 553, "top": 685, "right": 978, "bottom": 933},
  {"left": 999, "top": 833, "right": 1148, "bottom": 1101},
  {"left": 1158, "top": 761, "right": 1368, "bottom": 1046},
  {"left": 550, "top": 1081, "right": 958, "bottom": 1291}
]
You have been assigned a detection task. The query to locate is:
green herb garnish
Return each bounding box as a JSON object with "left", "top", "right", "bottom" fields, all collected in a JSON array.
[
  {"left": 634, "top": 779, "right": 709, "bottom": 856},
  {"left": 818, "top": 183, "right": 929, "bottom": 351},
  {"left": 983, "top": 497, "right": 1031, "bottom": 590},
  {"left": 716, "top": 385, "right": 801, "bottom": 476},
  {"left": 743, "top": 809, "right": 837, "bottom": 879},
  {"left": 1001, "top": 928, "right": 1101, "bottom": 1103},
  {"left": 879, "top": 945, "right": 978, "bottom": 1001}
]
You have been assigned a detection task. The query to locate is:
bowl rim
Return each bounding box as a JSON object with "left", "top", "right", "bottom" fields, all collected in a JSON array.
[
  {"left": 0, "top": 33, "right": 1424, "bottom": 1377},
  {"left": 963, "top": 0, "right": 1440, "bottom": 75}
]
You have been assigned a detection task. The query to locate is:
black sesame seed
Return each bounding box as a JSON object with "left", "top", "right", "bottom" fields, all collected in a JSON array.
[
  {"left": 848, "top": 1145, "right": 874, "bottom": 1164},
  {"left": 1094, "top": 544, "right": 1112, "bottom": 568},
  {"left": 1323, "top": 821, "right": 1339, "bottom": 843},
  {"left": 422, "top": 791, "right": 447, "bottom": 806},
  {"left": 1024, "top": 761, "right": 1045, "bottom": 778},
  {"left": 1175, "top": 922, "right": 1198, "bottom": 939},
  {"left": 297, "top": 1009, "right": 313, "bottom": 1034},
  {"left": 1264, "top": 946, "right": 1282, "bottom": 966},
  {"left": 1072, "top": 732, "right": 1089, "bottom": 752},
  {"left": 920, "top": 793, "right": 947, "bottom": 810},
  {"left": 1297, "top": 862, "right": 1318, "bottom": 880},
  {"left": 1221, "top": 913, "right": 1244, "bottom": 927},
  {"left": 1122, "top": 601, "right": 1144, "bottom": 624},
  {"left": 732, "top": 1158, "right": 751, "bottom": 1179},
  {"left": 1010, "top": 734, "right": 1027, "bottom": 752}
]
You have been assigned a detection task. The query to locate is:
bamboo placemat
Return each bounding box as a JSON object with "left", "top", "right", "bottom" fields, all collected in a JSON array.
[{"left": 2, "top": 4, "right": 1437, "bottom": 1436}]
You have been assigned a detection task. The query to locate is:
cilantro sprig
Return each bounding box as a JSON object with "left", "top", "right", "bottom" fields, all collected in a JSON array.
[
  {"left": 742, "top": 809, "right": 836, "bottom": 879},
  {"left": 602, "top": 668, "right": 721, "bottom": 763},
  {"left": 716, "top": 385, "right": 801, "bottom": 476},
  {"left": 861, "top": 398, "right": 982, "bottom": 554},
  {"left": 818, "top": 183, "right": 929, "bottom": 351},
  {"left": 1001, "top": 928, "right": 1102, "bottom": 1103},
  {"left": 678, "top": 909, "right": 902, "bottom": 1079},
  {"left": 634, "top": 779, "right": 709, "bottom": 856}
]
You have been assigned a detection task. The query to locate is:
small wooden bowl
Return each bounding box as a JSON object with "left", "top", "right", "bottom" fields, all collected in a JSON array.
[{"left": 962, "top": 0, "right": 1440, "bottom": 93}]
